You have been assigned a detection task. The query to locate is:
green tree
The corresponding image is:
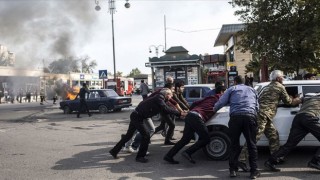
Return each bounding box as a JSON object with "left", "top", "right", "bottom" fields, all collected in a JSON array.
[
  {"left": 127, "top": 68, "right": 141, "bottom": 77},
  {"left": 230, "top": 0, "right": 320, "bottom": 74}
]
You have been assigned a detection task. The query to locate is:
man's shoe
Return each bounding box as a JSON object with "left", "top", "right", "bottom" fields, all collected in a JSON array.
[
  {"left": 308, "top": 161, "right": 320, "bottom": 170},
  {"left": 229, "top": 170, "right": 237, "bottom": 178},
  {"left": 163, "top": 155, "right": 179, "bottom": 164},
  {"left": 88, "top": 114, "right": 92, "bottom": 117},
  {"left": 109, "top": 150, "right": 119, "bottom": 159},
  {"left": 250, "top": 170, "right": 261, "bottom": 179},
  {"left": 182, "top": 151, "right": 196, "bottom": 164},
  {"left": 264, "top": 160, "right": 280, "bottom": 172},
  {"left": 164, "top": 141, "right": 176, "bottom": 145},
  {"left": 136, "top": 157, "right": 148, "bottom": 163},
  {"left": 238, "top": 161, "right": 249, "bottom": 172}
]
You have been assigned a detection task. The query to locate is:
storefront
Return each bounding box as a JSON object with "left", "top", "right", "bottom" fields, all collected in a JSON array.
[{"left": 145, "top": 46, "right": 203, "bottom": 88}]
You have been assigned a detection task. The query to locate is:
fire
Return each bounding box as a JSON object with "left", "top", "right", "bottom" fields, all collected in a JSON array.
[{"left": 63, "top": 84, "right": 80, "bottom": 100}]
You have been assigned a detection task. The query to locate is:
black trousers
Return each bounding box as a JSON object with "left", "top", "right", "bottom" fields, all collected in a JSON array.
[
  {"left": 154, "top": 113, "right": 175, "bottom": 142},
  {"left": 111, "top": 112, "right": 150, "bottom": 158},
  {"left": 270, "top": 113, "right": 320, "bottom": 163},
  {"left": 77, "top": 99, "right": 90, "bottom": 117},
  {"left": 166, "top": 113, "right": 209, "bottom": 158},
  {"left": 228, "top": 114, "right": 258, "bottom": 173}
]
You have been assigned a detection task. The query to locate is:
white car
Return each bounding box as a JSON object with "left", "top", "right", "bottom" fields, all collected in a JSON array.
[{"left": 203, "top": 80, "right": 320, "bottom": 160}]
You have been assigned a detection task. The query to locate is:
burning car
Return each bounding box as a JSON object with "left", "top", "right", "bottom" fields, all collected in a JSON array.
[{"left": 59, "top": 89, "right": 132, "bottom": 114}]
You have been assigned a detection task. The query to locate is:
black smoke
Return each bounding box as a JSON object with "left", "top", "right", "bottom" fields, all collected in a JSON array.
[{"left": 0, "top": 0, "right": 97, "bottom": 68}]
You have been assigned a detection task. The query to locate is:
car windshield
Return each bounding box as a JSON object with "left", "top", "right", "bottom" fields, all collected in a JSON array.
[{"left": 101, "top": 89, "right": 119, "bottom": 97}]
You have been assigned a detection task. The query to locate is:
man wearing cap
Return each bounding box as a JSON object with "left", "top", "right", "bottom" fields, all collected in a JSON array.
[
  {"left": 264, "top": 93, "right": 320, "bottom": 171},
  {"left": 76, "top": 83, "right": 91, "bottom": 118}
]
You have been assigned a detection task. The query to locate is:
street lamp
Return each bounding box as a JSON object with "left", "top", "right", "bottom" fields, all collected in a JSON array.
[
  {"left": 94, "top": 0, "right": 130, "bottom": 90},
  {"left": 149, "top": 45, "right": 165, "bottom": 57}
]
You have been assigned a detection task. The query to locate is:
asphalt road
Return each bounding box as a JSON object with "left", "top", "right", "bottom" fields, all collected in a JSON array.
[{"left": 0, "top": 95, "right": 319, "bottom": 179}]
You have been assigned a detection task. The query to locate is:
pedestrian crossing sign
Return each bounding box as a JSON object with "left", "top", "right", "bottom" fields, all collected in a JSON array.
[{"left": 99, "top": 70, "right": 108, "bottom": 79}]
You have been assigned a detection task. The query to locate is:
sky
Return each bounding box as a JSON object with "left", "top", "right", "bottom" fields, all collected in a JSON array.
[{"left": 0, "top": 0, "right": 240, "bottom": 76}]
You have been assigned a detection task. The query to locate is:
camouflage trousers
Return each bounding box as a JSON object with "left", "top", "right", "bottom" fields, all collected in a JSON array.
[{"left": 239, "top": 113, "right": 280, "bottom": 163}]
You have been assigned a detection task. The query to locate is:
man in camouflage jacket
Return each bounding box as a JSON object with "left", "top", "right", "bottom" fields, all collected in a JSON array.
[{"left": 238, "top": 70, "right": 301, "bottom": 172}]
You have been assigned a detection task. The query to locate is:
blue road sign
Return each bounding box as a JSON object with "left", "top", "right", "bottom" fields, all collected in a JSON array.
[{"left": 99, "top": 70, "right": 108, "bottom": 79}]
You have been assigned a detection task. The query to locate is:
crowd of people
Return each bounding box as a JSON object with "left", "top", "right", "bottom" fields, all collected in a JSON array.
[{"left": 108, "top": 70, "right": 320, "bottom": 179}]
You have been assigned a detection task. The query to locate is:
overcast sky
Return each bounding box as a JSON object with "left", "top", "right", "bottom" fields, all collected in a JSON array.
[{"left": 0, "top": 0, "right": 240, "bottom": 75}]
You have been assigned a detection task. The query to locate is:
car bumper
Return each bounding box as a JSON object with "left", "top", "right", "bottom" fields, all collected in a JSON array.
[{"left": 114, "top": 103, "right": 132, "bottom": 109}]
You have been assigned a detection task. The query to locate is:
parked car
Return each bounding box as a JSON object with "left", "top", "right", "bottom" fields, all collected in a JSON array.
[
  {"left": 203, "top": 80, "right": 320, "bottom": 160},
  {"left": 59, "top": 89, "right": 132, "bottom": 114},
  {"left": 183, "top": 84, "right": 214, "bottom": 106}
]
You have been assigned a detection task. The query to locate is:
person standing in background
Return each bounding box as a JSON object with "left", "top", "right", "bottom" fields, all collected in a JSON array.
[{"left": 139, "top": 80, "right": 149, "bottom": 100}]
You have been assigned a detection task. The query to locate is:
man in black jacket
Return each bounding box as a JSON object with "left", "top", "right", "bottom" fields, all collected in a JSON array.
[
  {"left": 76, "top": 83, "right": 91, "bottom": 118},
  {"left": 109, "top": 88, "right": 187, "bottom": 163}
]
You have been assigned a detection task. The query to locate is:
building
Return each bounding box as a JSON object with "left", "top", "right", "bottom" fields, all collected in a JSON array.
[
  {"left": 145, "top": 46, "right": 203, "bottom": 88},
  {"left": 214, "top": 24, "right": 253, "bottom": 83}
]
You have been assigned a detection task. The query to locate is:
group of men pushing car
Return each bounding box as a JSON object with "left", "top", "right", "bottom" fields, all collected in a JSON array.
[{"left": 106, "top": 70, "right": 320, "bottom": 179}]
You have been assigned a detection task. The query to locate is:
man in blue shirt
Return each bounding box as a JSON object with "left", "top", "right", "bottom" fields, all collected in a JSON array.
[{"left": 214, "top": 76, "right": 260, "bottom": 179}]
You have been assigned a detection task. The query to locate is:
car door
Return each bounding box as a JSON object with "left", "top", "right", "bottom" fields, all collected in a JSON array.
[
  {"left": 259, "top": 85, "right": 299, "bottom": 145},
  {"left": 87, "top": 90, "right": 99, "bottom": 110}
]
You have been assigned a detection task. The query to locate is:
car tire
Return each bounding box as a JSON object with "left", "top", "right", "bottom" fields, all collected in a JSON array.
[
  {"left": 151, "top": 113, "right": 161, "bottom": 121},
  {"left": 203, "top": 131, "right": 231, "bottom": 161},
  {"left": 99, "top": 105, "right": 108, "bottom": 114},
  {"left": 63, "top": 106, "right": 72, "bottom": 114}
]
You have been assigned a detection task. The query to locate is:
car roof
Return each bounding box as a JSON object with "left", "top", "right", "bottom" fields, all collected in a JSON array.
[
  {"left": 256, "top": 80, "right": 320, "bottom": 87},
  {"left": 184, "top": 84, "right": 214, "bottom": 88}
]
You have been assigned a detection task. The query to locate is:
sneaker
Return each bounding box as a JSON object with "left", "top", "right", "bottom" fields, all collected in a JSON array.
[
  {"left": 264, "top": 160, "right": 280, "bottom": 172},
  {"left": 122, "top": 146, "right": 135, "bottom": 153},
  {"left": 163, "top": 155, "right": 179, "bottom": 164},
  {"left": 250, "top": 170, "right": 261, "bottom": 179},
  {"left": 308, "top": 161, "right": 320, "bottom": 170},
  {"left": 229, "top": 170, "right": 237, "bottom": 178}
]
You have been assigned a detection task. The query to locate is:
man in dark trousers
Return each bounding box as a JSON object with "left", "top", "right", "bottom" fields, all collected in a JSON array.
[
  {"left": 76, "top": 83, "right": 91, "bottom": 118},
  {"left": 164, "top": 85, "right": 225, "bottom": 164},
  {"left": 109, "top": 88, "right": 187, "bottom": 163},
  {"left": 264, "top": 93, "right": 320, "bottom": 172},
  {"left": 213, "top": 76, "right": 260, "bottom": 179}
]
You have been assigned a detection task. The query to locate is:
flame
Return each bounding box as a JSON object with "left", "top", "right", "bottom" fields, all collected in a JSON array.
[{"left": 63, "top": 84, "right": 80, "bottom": 100}]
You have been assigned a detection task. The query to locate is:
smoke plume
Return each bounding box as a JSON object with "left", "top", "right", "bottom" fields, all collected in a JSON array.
[{"left": 0, "top": 0, "right": 97, "bottom": 68}]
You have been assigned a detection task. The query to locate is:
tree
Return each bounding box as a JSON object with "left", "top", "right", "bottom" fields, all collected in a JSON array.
[
  {"left": 81, "top": 56, "right": 97, "bottom": 73},
  {"left": 230, "top": 0, "right": 320, "bottom": 74},
  {"left": 127, "top": 68, "right": 141, "bottom": 77}
]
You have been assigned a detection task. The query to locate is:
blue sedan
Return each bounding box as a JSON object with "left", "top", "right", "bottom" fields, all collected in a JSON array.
[{"left": 59, "top": 89, "right": 132, "bottom": 114}]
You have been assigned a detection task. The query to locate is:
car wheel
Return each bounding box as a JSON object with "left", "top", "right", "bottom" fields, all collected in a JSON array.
[
  {"left": 99, "top": 105, "right": 108, "bottom": 114},
  {"left": 63, "top": 106, "right": 72, "bottom": 114},
  {"left": 151, "top": 113, "right": 161, "bottom": 121},
  {"left": 203, "top": 131, "right": 231, "bottom": 160}
]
